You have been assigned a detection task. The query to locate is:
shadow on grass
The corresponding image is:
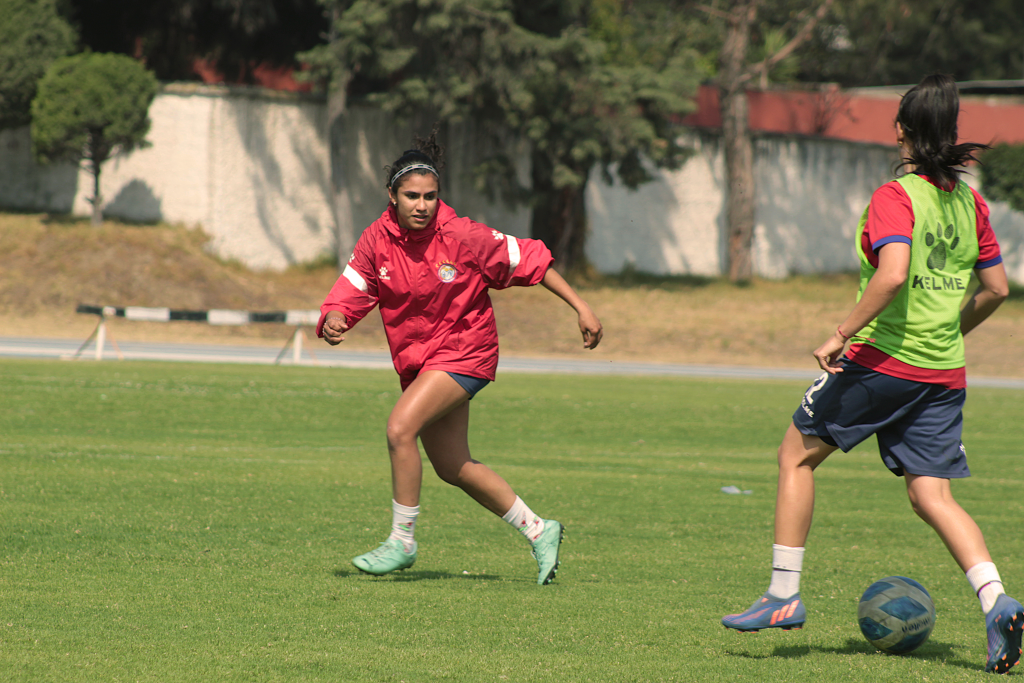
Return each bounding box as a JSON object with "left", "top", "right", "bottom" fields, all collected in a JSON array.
[
  {"left": 39, "top": 212, "right": 164, "bottom": 228},
  {"left": 333, "top": 568, "right": 502, "bottom": 582},
  {"left": 0, "top": 205, "right": 50, "bottom": 216},
  {"left": 572, "top": 265, "right": 866, "bottom": 292},
  {"left": 726, "top": 637, "right": 983, "bottom": 673},
  {"left": 578, "top": 265, "right": 717, "bottom": 291}
]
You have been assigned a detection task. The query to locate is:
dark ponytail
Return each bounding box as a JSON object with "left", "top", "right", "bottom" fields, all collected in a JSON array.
[
  {"left": 895, "top": 74, "right": 989, "bottom": 188},
  {"left": 384, "top": 123, "right": 446, "bottom": 191}
]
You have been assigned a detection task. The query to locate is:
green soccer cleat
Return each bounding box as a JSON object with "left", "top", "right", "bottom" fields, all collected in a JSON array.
[
  {"left": 351, "top": 538, "right": 417, "bottom": 576},
  {"left": 530, "top": 520, "right": 564, "bottom": 585}
]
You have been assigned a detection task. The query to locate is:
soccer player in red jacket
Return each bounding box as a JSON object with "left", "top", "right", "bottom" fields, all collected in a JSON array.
[{"left": 319, "top": 135, "right": 603, "bottom": 585}]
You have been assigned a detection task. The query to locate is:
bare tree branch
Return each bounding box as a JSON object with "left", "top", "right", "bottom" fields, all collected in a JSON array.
[
  {"left": 750, "top": 0, "right": 834, "bottom": 82},
  {"left": 694, "top": 3, "right": 734, "bottom": 22},
  {"left": 772, "top": 4, "right": 813, "bottom": 41}
]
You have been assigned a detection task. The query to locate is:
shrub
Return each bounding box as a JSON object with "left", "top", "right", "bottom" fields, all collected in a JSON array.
[
  {"left": 980, "top": 143, "right": 1024, "bottom": 214},
  {"left": 31, "top": 53, "right": 159, "bottom": 225}
]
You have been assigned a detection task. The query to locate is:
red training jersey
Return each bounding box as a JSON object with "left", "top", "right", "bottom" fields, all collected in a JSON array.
[{"left": 318, "top": 200, "right": 554, "bottom": 387}]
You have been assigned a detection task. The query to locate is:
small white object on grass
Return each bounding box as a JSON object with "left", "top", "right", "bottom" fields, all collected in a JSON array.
[{"left": 720, "top": 485, "right": 753, "bottom": 495}]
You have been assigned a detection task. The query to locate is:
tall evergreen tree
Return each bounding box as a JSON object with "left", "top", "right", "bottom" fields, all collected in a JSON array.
[
  {"left": 795, "top": 0, "right": 1024, "bottom": 86},
  {"left": 303, "top": 0, "right": 703, "bottom": 269},
  {"left": 0, "top": 0, "right": 77, "bottom": 129}
]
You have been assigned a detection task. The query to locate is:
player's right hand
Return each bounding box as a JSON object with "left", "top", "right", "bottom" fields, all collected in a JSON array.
[
  {"left": 322, "top": 315, "right": 350, "bottom": 345},
  {"left": 813, "top": 332, "right": 847, "bottom": 374}
]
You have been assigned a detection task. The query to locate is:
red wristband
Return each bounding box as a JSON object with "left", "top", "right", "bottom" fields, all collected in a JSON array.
[{"left": 836, "top": 326, "right": 851, "bottom": 341}]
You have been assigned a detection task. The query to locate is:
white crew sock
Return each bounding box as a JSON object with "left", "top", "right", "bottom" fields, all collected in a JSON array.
[
  {"left": 386, "top": 499, "right": 419, "bottom": 553},
  {"left": 767, "top": 544, "right": 805, "bottom": 599},
  {"left": 966, "top": 561, "right": 1006, "bottom": 614},
  {"left": 501, "top": 496, "right": 545, "bottom": 543}
]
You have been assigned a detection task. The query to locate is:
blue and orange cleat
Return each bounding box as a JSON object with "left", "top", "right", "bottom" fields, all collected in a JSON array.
[
  {"left": 985, "top": 593, "right": 1024, "bottom": 674},
  {"left": 722, "top": 592, "right": 806, "bottom": 632}
]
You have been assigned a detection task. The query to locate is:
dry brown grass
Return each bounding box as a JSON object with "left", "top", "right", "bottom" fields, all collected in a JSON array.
[{"left": 4, "top": 212, "right": 1022, "bottom": 377}]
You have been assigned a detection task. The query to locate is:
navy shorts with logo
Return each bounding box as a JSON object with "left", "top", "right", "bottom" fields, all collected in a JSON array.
[{"left": 792, "top": 360, "right": 969, "bottom": 479}]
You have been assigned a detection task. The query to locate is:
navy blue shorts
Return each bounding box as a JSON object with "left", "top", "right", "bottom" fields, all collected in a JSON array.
[
  {"left": 446, "top": 372, "right": 490, "bottom": 399},
  {"left": 398, "top": 369, "right": 491, "bottom": 397},
  {"left": 792, "top": 360, "right": 969, "bottom": 479}
]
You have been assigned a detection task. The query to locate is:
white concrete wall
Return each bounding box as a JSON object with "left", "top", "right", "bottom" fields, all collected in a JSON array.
[
  {"left": 586, "top": 133, "right": 897, "bottom": 278},
  {"left": 963, "top": 175, "right": 1024, "bottom": 284},
  {"left": 0, "top": 84, "right": 335, "bottom": 271},
  {"left": 2, "top": 85, "right": 1022, "bottom": 282},
  {"left": 585, "top": 133, "right": 1024, "bottom": 282},
  {"left": 84, "top": 91, "right": 214, "bottom": 226},
  {"left": 586, "top": 133, "right": 726, "bottom": 277},
  {"left": 202, "top": 89, "right": 334, "bottom": 268},
  {"left": 753, "top": 136, "right": 897, "bottom": 278},
  {"left": 990, "top": 204, "right": 1024, "bottom": 284}
]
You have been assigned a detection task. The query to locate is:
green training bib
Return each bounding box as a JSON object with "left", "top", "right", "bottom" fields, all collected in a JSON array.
[{"left": 854, "top": 174, "right": 979, "bottom": 369}]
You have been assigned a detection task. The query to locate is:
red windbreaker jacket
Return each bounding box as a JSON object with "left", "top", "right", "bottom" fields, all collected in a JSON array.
[{"left": 317, "top": 200, "right": 554, "bottom": 386}]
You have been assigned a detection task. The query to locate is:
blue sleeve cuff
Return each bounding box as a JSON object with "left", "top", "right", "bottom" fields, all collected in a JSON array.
[
  {"left": 976, "top": 255, "right": 1003, "bottom": 269},
  {"left": 872, "top": 235, "right": 912, "bottom": 253}
]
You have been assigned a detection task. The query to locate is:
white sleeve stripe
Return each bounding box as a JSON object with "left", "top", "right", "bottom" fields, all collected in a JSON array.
[
  {"left": 506, "top": 235, "right": 521, "bottom": 274},
  {"left": 343, "top": 265, "right": 369, "bottom": 293}
]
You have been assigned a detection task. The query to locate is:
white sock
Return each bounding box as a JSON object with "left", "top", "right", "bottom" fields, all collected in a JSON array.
[
  {"left": 966, "top": 562, "right": 1005, "bottom": 614},
  {"left": 501, "top": 496, "right": 545, "bottom": 543},
  {"left": 767, "top": 544, "right": 805, "bottom": 599},
  {"left": 387, "top": 499, "right": 419, "bottom": 553}
]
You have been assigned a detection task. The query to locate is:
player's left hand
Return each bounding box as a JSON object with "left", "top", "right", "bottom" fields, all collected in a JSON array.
[{"left": 578, "top": 306, "right": 603, "bottom": 349}]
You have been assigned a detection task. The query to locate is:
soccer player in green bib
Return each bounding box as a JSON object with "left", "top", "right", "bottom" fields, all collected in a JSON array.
[{"left": 722, "top": 74, "right": 1021, "bottom": 674}]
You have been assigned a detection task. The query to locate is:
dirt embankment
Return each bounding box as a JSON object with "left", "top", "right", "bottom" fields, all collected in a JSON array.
[{"left": 3, "top": 213, "right": 1021, "bottom": 377}]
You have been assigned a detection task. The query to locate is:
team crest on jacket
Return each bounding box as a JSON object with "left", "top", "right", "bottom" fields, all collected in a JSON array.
[{"left": 436, "top": 261, "right": 459, "bottom": 283}]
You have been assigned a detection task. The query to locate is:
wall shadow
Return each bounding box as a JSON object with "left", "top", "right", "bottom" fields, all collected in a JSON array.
[
  {"left": 105, "top": 178, "right": 163, "bottom": 223},
  {"left": 222, "top": 95, "right": 337, "bottom": 268},
  {"left": 584, "top": 131, "right": 726, "bottom": 277},
  {"left": 0, "top": 125, "right": 78, "bottom": 213},
  {"left": 753, "top": 135, "right": 896, "bottom": 278}
]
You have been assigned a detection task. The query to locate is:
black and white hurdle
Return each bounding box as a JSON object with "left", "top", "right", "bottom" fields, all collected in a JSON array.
[{"left": 74, "top": 304, "right": 322, "bottom": 364}]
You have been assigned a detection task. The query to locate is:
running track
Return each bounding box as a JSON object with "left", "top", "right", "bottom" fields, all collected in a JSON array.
[{"left": 2, "top": 336, "right": 1023, "bottom": 390}]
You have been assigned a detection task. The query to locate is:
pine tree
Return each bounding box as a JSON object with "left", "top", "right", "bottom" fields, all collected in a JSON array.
[
  {"left": 31, "top": 53, "right": 160, "bottom": 225},
  {"left": 0, "top": 0, "right": 77, "bottom": 129},
  {"left": 303, "top": 0, "right": 703, "bottom": 270}
]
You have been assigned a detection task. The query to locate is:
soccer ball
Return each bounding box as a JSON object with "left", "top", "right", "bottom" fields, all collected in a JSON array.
[{"left": 858, "top": 576, "right": 936, "bottom": 654}]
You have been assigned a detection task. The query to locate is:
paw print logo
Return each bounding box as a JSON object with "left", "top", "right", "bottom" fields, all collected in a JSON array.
[{"left": 925, "top": 222, "right": 959, "bottom": 271}]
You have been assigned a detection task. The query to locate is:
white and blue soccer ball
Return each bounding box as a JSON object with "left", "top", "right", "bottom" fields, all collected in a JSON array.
[{"left": 858, "top": 576, "right": 936, "bottom": 654}]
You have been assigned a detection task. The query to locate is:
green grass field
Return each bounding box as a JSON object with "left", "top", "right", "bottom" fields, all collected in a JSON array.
[{"left": 1, "top": 358, "right": 1021, "bottom": 682}]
